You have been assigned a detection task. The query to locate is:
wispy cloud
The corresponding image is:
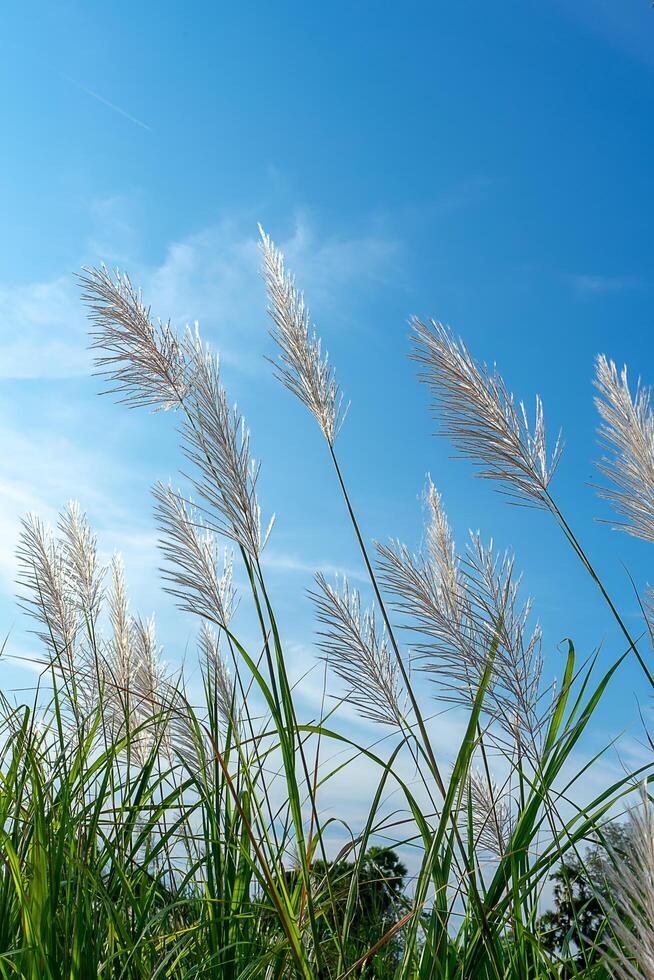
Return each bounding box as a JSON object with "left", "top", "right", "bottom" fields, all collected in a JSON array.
[
  {"left": 550, "top": 0, "right": 654, "bottom": 71},
  {"left": 0, "top": 210, "right": 399, "bottom": 380},
  {"left": 87, "top": 195, "right": 143, "bottom": 265},
  {"left": 568, "top": 273, "right": 641, "bottom": 296},
  {"left": 0, "top": 419, "right": 144, "bottom": 590},
  {"left": 0, "top": 276, "right": 90, "bottom": 380},
  {"left": 143, "top": 214, "right": 399, "bottom": 368},
  {"left": 61, "top": 73, "right": 151, "bottom": 131},
  {"left": 263, "top": 550, "right": 368, "bottom": 583}
]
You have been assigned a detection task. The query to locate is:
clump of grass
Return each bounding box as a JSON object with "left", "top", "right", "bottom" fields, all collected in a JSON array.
[{"left": 0, "top": 230, "right": 653, "bottom": 978}]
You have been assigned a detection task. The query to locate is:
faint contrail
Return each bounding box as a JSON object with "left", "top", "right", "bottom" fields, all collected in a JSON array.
[{"left": 61, "top": 73, "right": 152, "bottom": 132}]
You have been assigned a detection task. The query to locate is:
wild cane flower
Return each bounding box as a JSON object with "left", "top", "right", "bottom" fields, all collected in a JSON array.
[
  {"left": 105, "top": 555, "right": 194, "bottom": 766},
  {"left": 376, "top": 478, "right": 545, "bottom": 753},
  {"left": 311, "top": 573, "right": 405, "bottom": 728},
  {"left": 425, "top": 478, "right": 461, "bottom": 622},
  {"left": 465, "top": 768, "right": 514, "bottom": 858},
  {"left": 80, "top": 265, "right": 191, "bottom": 411},
  {"left": 16, "top": 503, "right": 185, "bottom": 757},
  {"left": 153, "top": 482, "right": 238, "bottom": 629},
  {"left": 153, "top": 483, "right": 239, "bottom": 736},
  {"left": 129, "top": 614, "right": 170, "bottom": 758},
  {"left": 59, "top": 501, "right": 105, "bottom": 626},
  {"left": 81, "top": 266, "right": 272, "bottom": 560},
  {"left": 259, "top": 226, "right": 349, "bottom": 446},
  {"left": 604, "top": 786, "right": 654, "bottom": 979},
  {"left": 594, "top": 357, "right": 654, "bottom": 644},
  {"left": 411, "top": 318, "right": 562, "bottom": 508},
  {"left": 260, "top": 230, "right": 407, "bottom": 726},
  {"left": 17, "top": 512, "right": 81, "bottom": 664},
  {"left": 16, "top": 507, "right": 103, "bottom": 711},
  {"left": 595, "top": 355, "right": 654, "bottom": 544},
  {"left": 104, "top": 554, "right": 139, "bottom": 740},
  {"left": 198, "top": 622, "right": 238, "bottom": 729},
  {"left": 180, "top": 333, "right": 274, "bottom": 560}
]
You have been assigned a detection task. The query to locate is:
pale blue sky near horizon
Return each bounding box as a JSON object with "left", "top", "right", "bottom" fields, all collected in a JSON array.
[{"left": 0, "top": 0, "right": 653, "bottom": 784}]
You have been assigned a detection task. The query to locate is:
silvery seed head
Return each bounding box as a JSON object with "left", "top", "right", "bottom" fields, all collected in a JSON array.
[
  {"left": 595, "top": 354, "right": 654, "bottom": 543},
  {"left": 259, "top": 226, "right": 349, "bottom": 446},
  {"left": 311, "top": 573, "right": 405, "bottom": 728},
  {"left": 603, "top": 786, "right": 654, "bottom": 979},
  {"left": 411, "top": 318, "right": 562, "bottom": 508}
]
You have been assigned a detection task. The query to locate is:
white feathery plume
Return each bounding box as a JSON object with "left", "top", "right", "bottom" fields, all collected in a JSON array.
[
  {"left": 604, "top": 786, "right": 654, "bottom": 979},
  {"left": 595, "top": 355, "right": 654, "bottom": 544},
  {"left": 411, "top": 318, "right": 562, "bottom": 507},
  {"left": 81, "top": 269, "right": 272, "bottom": 560},
  {"left": 58, "top": 501, "right": 106, "bottom": 627},
  {"left": 16, "top": 504, "right": 186, "bottom": 762},
  {"left": 424, "top": 476, "right": 461, "bottom": 622},
  {"left": 376, "top": 480, "right": 463, "bottom": 638},
  {"left": 465, "top": 533, "right": 544, "bottom": 748},
  {"left": 102, "top": 556, "right": 178, "bottom": 760},
  {"left": 153, "top": 482, "right": 238, "bottom": 628},
  {"left": 104, "top": 554, "right": 138, "bottom": 740},
  {"left": 16, "top": 512, "right": 101, "bottom": 716},
  {"left": 105, "top": 574, "right": 182, "bottom": 763},
  {"left": 129, "top": 614, "right": 172, "bottom": 760},
  {"left": 180, "top": 332, "right": 274, "bottom": 560},
  {"left": 376, "top": 479, "right": 545, "bottom": 753},
  {"left": 198, "top": 623, "right": 238, "bottom": 730},
  {"left": 159, "top": 679, "right": 207, "bottom": 776},
  {"left": 17, "top": 513, "right": 80, "bottom": 663},
  {"left": 465, "top": 768, "right": 514, "bottom": 858},
  {"left": 80, "top": 265, "right": 191, "bottom": 411},
  {"left": 311, "top": 573, "right": 405, "bottom": 728},
  {"left": 131, "top": 615, "right": 166, "bottom": 717},
  {"left": 259, "top": 226, "right": 349, "bottom": 446},
  {"left": 108, "top": 555, "right": 131, "bottom": 686}
]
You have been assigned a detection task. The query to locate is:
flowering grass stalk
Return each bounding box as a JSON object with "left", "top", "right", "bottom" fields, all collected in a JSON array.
[{"left": 0, "top": 237, "right": 651, "bottom": 978}]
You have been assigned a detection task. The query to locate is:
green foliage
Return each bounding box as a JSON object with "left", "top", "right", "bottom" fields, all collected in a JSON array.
[{"left": 538, "top": 824, "right": 632, "bottom": 976}]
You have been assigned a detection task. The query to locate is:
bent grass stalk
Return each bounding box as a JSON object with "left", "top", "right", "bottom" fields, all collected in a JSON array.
[{"left": 410, "top": 317, "right": 654, "bottom": 692}]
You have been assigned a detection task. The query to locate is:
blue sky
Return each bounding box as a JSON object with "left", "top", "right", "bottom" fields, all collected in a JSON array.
[{"left": 0, "top": 0, "right": 653, "bottom": 799}]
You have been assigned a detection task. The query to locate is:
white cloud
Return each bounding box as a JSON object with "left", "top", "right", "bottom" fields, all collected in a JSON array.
[
  {"left": 0, "top": 276, "right": 90, "bottom": 380},
  {"left": 0, "top": 418, "right": 152, "bottom": 592},
  {"left": 87, "top": 194, "right": 143, "bottom": 265},
  {"left": 263, "top": 549, "right": 368, "bottom": 583},
  {"left": 0, "top": 211, "right": 399, "bottom": 379},
  {"left": 143, "top": 214, "right": 399, "bottom": 368}
]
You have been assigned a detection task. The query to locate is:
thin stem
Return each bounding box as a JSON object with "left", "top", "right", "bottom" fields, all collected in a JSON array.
[
  {"left": 328, "top": 443, "right": 504, "bottom": 979},
  {"left": 329, "top": 446, "right": 445, "bottom": 796},
  {"left": 545, "top": 490, "right": 654, "bottom": 689}
]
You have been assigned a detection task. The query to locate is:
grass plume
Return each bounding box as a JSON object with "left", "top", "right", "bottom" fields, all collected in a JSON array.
[
  {"left": 260, "top": 225, "right": 349, "bottom": 445},
  {"left": 411, "top": 318, "right": 562, "bottom": 507}
]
